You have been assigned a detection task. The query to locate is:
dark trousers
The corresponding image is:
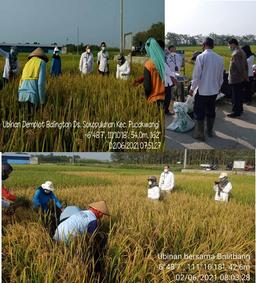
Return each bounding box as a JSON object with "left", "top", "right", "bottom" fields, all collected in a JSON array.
[
  {"left": 243, "top": 77, "right": 253, "bottom": 103},
  {"left": 164, "top": 86, "right": 172, "bottom": 113},
  {"left": 231, "top": 83, "right": 244, "bottom": 115},
  {"left": 194, "top": 93, "right": 217, "bottom": 121}
]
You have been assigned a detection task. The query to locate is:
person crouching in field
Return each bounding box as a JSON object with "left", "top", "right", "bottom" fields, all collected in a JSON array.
[
  {"left": 32, "top": 181, "right": 63, "bottom": 213},
  {"left": 53, "top": 201, "right": 110, "bottom": 243},
  {"left": 189, "top": 37, "right": 224, "bottom": 141},
  {"left": 116, "top": 54, "right": 130, "bottom": 80},
  {"left": 79, "top": 45, "right": 94, "bottom": 75},
  {"left": 227, "top": 38, "right": 249, "bottom": 118},
  {"left": 147, "top": 176, "right": 160, "bottom": 200},
  {"left": 213, "top": 173, "right": 232, "bottom": 202},
  {"left": 18, "top": 48, "right": 48, "bottom": 115},
  {"left": 159, "top": 165, "right": 175, "bottom": 193},
  {"left": 50, "top": 47, "right": 62, "bottom": 77},
  {"left": 143, "top": 38, "right": 165, "bottom": 107},
  {"left": 97, "top": 42, "right": 109, "bottom": 75}
]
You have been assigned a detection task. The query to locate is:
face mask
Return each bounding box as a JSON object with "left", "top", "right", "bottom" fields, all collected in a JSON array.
[
  {"left": 164, "top": 169, "right": 168, "bottom": 173},
  {"left": 102, "top": 46, "right": 106, "bottom": 51},
  {"left": 148, "top": 181, "right": 152, "bottom": 186},
  {"left": 87, "top": 49, "right": 91, "bottom": 53}
]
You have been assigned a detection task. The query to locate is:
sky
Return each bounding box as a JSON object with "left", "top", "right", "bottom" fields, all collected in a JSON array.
[
  {"left": 0, "top": 0, "right": 164, "bottom": 47},
  {"left": 165, "top": 0, "right": 256, "bottom": 36}
]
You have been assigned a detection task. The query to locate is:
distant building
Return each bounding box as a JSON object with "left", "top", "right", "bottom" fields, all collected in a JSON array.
[
  {"left": 2, "top": 153, "right": 31, "bottom": 165},
  {"left": 0, "top": 43, "right": 67, "bottom": 54}
]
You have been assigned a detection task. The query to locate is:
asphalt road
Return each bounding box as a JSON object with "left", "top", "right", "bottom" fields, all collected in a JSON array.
[{"left": 165, "top": 99, "right": 256, "bottom": 149}]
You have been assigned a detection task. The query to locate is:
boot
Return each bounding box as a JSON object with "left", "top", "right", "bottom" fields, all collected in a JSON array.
[
  {"left": 206, "top": 118, "right": 215, "bottom": 137},
  {"left": 193, "top": 120, "right": 205, "bottom": 141}
]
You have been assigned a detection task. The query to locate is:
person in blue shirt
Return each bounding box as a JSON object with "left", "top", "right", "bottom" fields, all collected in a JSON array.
[
  {"left": 50, "top": 47, "right": 62, "bottom": 77},
  {"left": 32, "top": 181, "right": 63, "bottom": 213}
]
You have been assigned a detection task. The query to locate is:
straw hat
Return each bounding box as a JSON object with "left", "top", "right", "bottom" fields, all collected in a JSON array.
[
  {"left": 41, "top": 181, "right": 54, "bottom": 191},
  {"left": 219, "top": 172, "right": 228, "bottom": 179},
  {"left": 28, "top": 48, "right": 49, "bottom": 62},
  {"left": 88, "top": 201, "right": 110, "bottom": 216}
]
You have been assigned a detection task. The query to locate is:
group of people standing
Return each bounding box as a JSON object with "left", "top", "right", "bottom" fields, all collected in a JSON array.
[
  {"left": 147, "top": 165, "right": 232, "bottom": 203},
  {"left": 165, "top": 37, "right": 255, "bottom": 141}
]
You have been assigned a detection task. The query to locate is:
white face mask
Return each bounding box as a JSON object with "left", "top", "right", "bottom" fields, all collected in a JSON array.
[
  {"left": 102, "top": 46, "right": 106, "bottom": 51},
  {"left": 164, "top": 169, "right": 169, "bottom": 173},
  {"left": 87, "top": 49, "right": 91, "bottom": 53},
  {"left": 148, "top": 181, "right": 152, "bottom": 186}
]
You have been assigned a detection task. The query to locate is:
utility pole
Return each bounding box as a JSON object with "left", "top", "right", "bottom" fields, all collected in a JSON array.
[
  {"left": 77, "top": 26, "right": 79, "bottom": 55},
  {"left": 120, "top": 0, "right": 124, "bottom": 54},
  {"left": 183, "top": 149, "right": 187, "bottom": 169}
]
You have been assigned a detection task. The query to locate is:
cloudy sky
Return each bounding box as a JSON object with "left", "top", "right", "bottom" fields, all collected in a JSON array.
[
  {"left": 0, "top": 0, "right": 164, "bottom": 47},
  {"left": 165, "top": 0, "right": 256, "bottom": 35}
]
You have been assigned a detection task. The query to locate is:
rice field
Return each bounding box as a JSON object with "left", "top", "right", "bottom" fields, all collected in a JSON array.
[
  {"left": 2, "top": 164, "right": 255, "bottom": 283},
  {"left": 0, "top": 53, "right": 164, "bottom": 152}
]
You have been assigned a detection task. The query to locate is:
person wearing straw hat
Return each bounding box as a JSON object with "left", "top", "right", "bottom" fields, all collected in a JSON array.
[
  {"left": 50, "top": 46, "right": 62, "bottom": 77},
  {"left": 79, "top": 45, "right": 94, "bottom": 75},
  {"left": 53, "top": 201, "right": 110, "bottom": 242},
  {"left": 116, "top": 54, "right": 130, "bottom": 80},
  {"left": 0, "top": 46, "right": 19, "bottom": 87},
  {"left": 18, "top": 47, "right": 48, "bottom": 113},
  {"left": 147, "top": 176, "right": 160, "bottom": 200},
  {"left": 32, "top": 181, "right": 63, "bottom": 213},
  {"left": 213, "top": 172, "right": 232, "bottom": 202},
  {"left": 144, "top": 38, "right": 165, "bottom": 105}
]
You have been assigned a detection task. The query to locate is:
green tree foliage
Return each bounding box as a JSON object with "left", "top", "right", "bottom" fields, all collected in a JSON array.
[{"left": 133, "top": 22, "right": 164, "bottom": 45}]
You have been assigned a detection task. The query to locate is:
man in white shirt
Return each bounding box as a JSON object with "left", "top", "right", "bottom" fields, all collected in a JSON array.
[
  {"left": 147, "top": 176, "right": 160, "bottom": 200},
  {"left": 97, "top": 42, "right": 109, "bottom": 75},
  {"left": 79, "top": 45, "right": 94, "bottom": 75},
  {"left": 189, "top": 37, "right": 224, "bottom": 141},
  {"left": 213, "top": 172, "right": 232, "bottom": 202},
  {"left": 159, "top": 165, "right": 175, "bottom": 192},
  {"left": 166, "top": 45, "right": 182, "bottom": 73}
]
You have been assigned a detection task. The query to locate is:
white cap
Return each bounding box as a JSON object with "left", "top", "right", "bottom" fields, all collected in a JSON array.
[
  {"left": 41, "top": 181, "right": 55, "bottom": 191},
  {"left": 219, "top": 172, "right": 228, "bottom": 179}
]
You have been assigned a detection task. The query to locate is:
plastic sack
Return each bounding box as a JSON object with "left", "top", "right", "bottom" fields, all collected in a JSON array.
[
  {"left": 166, "top": 102, "right": 195, "bottom": 132},
  {"left": 184, "top": 95, "right": 194, "bottom": 113}
]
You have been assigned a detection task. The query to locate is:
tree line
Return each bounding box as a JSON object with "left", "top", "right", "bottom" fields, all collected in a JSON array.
[{"left": 166, "top": 33, "right": 256, "bottom": 46}]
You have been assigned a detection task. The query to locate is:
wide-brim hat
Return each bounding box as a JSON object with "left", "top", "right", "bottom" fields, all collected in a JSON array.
[
  {"left": 41, "top": 181, "right": 54, "bottom": 191},
  {"left": 89, "top": 201, "right": 110, "bottom": 216},
  {"left": 219, "top": 172, "right": 228, "bottom": 179},
  {"left": 28, "top": 48, "right": 49, "bottom": 62}
]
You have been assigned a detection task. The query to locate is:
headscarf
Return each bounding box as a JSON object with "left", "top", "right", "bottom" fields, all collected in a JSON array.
[{"left": 145, "top": 37, "right": 165, "bottom": 82}]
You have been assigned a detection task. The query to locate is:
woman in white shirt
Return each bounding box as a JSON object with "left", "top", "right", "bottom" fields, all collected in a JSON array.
[
  {"left": 79, "top": 45, "right": 94, "bottom": 75},
  {"left": 242, "top": 45, "right": 255, "bottom": 103},
  {"left": 213, "top": 172, "right": 232, "bottom": 202},
  {"left": 147, "top": 176, "right": 160, "bottom": 200},
  {"left": 116, "top": 55, "right": 130, "bottom": 80}
]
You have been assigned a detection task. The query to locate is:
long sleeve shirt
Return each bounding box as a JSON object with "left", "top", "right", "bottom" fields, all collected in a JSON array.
[
  {"left": 2, "top": 186, "right": 17, "bottom": 202},
  {"left": 32, "top": 187, "right": 62, "bottom": 212},
  {"left": 191, "top": 49, "right": 224, "bottom": 96},
  {"left": 159, "top": 171, "right": 175, "bottom": 191},
  {"left": 0, "top": 48, "right": 19, "bottom": 79},
  {"left": 228, "top": 48, "right": 248, "bottom": 84},
  {"left": 97, "top": 50, "right": 109, "bottom": 73},
  {"left": 79, "top": 52, "right": 94, "bottom": 74},
  {"left": 18, "top": 57, "right": 47, "bottom": 105},
  {"left": 53, "top": 210, "right": 97, "bottom": 243},
  {"left": 148, "top": 185, "right": 160, "bottom": 200},
  {"left": 165, "top": 63, "right": 175, "bottom": 87},
  {"left": 213, "top": 182, "right": 232, "bottom": 202},
  {"left": 247, "top": 55, "right": 254, "bottom": 77},
  {"left": 116, "top": 61, "right": 130, "bottom": 80}
]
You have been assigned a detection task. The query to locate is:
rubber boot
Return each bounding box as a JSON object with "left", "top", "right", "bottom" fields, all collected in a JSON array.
[
  {"left": 193, "top": 120, "right": 205, "bottom": 141},
  {"left": 206, "top": 117, "right": 215, "bottom": 137}
]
